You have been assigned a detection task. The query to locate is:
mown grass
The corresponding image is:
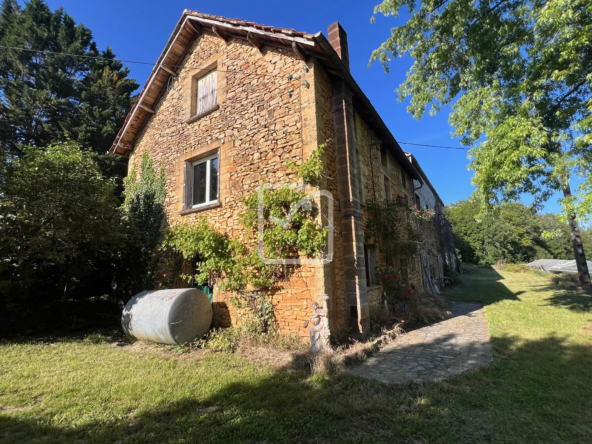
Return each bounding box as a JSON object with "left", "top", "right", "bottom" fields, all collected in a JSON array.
[{"left": 1, "top": 265, "right": 592, "bottom": 443}]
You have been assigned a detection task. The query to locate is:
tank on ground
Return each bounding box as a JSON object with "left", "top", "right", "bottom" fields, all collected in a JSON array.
[{"left": 122, "top": 288, "right": 213, "bottom": 344}]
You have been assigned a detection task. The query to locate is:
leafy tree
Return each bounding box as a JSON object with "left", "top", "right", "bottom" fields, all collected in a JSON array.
[
  {"left": 0, "top": 0, "right": 138, "bottom": 155},
  {"left": 446, "top": 199, "right": 540, "bottom": 264},
  {"left": 122, "top": 152, "right": 167, "bottom": 289},
  {"left": 372, "top": 0, "right": 592, "bottom": 288},
  {"left": 446, "top": 198, "right": 591, "bottom": 265},
  {"left": 0, "top": 144, "right": 166, "bottom": 335},
  {"left": 0, "top": 144, "right": 130, "bottom": 332}
]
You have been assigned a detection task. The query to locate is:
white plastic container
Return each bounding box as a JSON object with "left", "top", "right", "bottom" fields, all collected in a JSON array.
[{"left": 122, "top": 288, "right": 213, "bottom": 344}]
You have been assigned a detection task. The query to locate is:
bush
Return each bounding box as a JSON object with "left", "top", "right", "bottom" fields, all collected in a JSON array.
[
  {"left": 504, "top": 263, "right": 531, "bottom": 273},
  {"left": 195, "top": 328, "right": 239, "bottom": 353},
  {"left": 0, "top": 145, "right": 164, "bottom": 335},
  {"left": 550, "top": 273, "right": 579, "bottom": 288}
]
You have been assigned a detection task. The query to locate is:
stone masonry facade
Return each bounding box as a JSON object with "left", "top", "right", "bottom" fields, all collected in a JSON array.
[{"left": 118, "top": 12, "right": 452, "bottom": 339}]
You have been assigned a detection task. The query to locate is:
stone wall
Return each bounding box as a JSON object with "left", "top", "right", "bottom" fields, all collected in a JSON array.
[
  {"left": 128, "top": 31, "right": 327, "bottom": 337},
  {"left": 126, "top": 27, "right": 443, "bottom": 338},
  {"left": 351, "top": 112, "right": 424, "bottom": 310}
]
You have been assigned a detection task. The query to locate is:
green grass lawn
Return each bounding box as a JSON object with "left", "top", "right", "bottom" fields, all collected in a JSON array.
[{"left": 1, "top": 266, "right": 592, "bottom": 443}]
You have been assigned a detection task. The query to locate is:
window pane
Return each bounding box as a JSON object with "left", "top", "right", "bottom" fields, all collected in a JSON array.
[
  {"left": 193, "top": 162, "right": 207, "bottom": 206},
  {"left": 209, "top": 157, "right": 218, "bottom": 202}
]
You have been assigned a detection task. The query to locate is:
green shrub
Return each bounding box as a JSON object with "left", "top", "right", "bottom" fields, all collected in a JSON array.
[
  {"left": 504, "top": 263, "right": 531, "bottom": 273},
  {"left": 195, "top": 328, "right": 239, "bottom": 353}
]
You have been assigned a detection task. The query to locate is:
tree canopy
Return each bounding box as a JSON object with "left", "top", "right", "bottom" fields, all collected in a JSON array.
[
  {"left": 0, "top": 0, "right": 138, "bottom": 155},
  {"left": 445, "top": 198, "right": 592, "bottom": 265},
  {"left": 371, "top": 0, "right": 592, "bottom": 221}
]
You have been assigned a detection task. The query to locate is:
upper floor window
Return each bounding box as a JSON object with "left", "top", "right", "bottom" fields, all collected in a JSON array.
[
  {"left": 196, "top": 70, "right": 218, "bottom": 116},
  {"left": 401, "top": 166, "right": 408, "bottom": 189},
  {"left": 384, "top": 175, "right": 392, "bottom": 200},
  {"left": 380, "top": 147, "right": 388, "bottom": 169},
  {"left": 190, "top": 154, "right": 218, "bottom": 208}
]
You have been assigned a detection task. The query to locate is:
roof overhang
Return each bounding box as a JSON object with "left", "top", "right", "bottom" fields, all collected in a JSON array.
[
  {"left": 406, "top": 153, "right": 444, "bottom": 206},
  {"left": 109, "top": 10, "right": 420, "bottom": 180}
]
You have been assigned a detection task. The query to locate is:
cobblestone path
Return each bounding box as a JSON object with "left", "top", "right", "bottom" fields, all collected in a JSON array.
[{"left": 347, "top": 302, "right": 493, "bottom": 384}]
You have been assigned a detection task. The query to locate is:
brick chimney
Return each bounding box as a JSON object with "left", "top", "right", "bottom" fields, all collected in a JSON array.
[{"left": 327, "top": 22, "right": 349, "bottom": 71}]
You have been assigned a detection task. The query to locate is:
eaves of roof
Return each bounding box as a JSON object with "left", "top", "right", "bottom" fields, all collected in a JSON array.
[
  {"left": 109, "top": 10, "right": 420, "bottom": 180},
  {"left": 406, "top": 153, "right": 444, "bottom": 207}
]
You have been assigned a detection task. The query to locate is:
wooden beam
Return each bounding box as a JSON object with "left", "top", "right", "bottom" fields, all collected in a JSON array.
[
  {"left": 292, "top": 42, "right": 306, "bottom": 61},
  {"left": 212, "top": 25, "right": 228, "bottom": 42},
  {"left": 186, "top": 19, "right": 201, "bottom": 34},
  {"left": 159, "top": 64, "right": 177, "bottom": 76},
  {"left": 138, "top": 104, "right": 155, "bottom": 114},
  {"left": 324, "top": 67, "right": 343, "bottom": 79},
  {"left": 247, "top": 31, "right": 262, "bottom": 51}
]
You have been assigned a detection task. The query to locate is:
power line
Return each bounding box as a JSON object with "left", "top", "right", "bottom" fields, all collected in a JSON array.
[
  {"left": 1, "top": 46, "right": 473, "bottom": 150},
  {"left": 0, "top": 45, "right": 157, "bottom": 66},
  {"left": 397, "top": 141, "right": 470, "bottom": 150},
  {"left": 0, "top": 45, "right": 296, "bottom": 79}
]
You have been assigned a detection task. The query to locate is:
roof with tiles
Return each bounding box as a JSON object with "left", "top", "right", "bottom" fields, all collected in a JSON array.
[
  {"left": 109, "top": 10, "right": 422, "bottom": 180},
  {"left": 184, "top": 10, "right": 315, "bottom": 39}
]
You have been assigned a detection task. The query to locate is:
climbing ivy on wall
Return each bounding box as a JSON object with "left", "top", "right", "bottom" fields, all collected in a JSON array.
[{"left": 365, "top": 195, "right": 433, "bottom": 307}]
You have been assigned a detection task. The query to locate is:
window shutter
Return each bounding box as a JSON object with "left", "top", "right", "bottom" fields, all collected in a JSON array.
[
  {"left": 196, "top": 70, "right": 217, "bottom": 115},
  {"left": 209, "top": 70, "right": 217, "bottom": 110},
  {"left": 184, "top": 161, "right": 193, "bottom": 210}
]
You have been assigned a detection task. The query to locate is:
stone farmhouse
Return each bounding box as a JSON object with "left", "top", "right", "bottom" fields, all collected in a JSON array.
[{"left": 110, "top": 10, "right": 458, "bottom": 339}]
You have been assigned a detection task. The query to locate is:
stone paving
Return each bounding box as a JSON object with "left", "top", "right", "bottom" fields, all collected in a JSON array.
[{"left": 347, "top": 302, "right": 493, "bottom": 384}]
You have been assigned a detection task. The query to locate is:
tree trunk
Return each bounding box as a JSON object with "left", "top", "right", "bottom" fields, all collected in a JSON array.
[{"left": 563, "top": 186, "right": 591, "bottom": 291}]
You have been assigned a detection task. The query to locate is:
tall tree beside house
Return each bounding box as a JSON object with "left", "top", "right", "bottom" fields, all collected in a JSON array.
[
  {"left": 0, "top": 0, "right": 138, "bottom": 155},
  {"left": 0, "top": 144, "right": 129, "bottom": 333},
  {"left": 372, "top": 0, "right": 592, "bottom": 289}
]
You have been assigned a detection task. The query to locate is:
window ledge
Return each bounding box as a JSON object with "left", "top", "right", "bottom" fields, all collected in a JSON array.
[
  {"left": 179, "top": 201, "right": 222, "bottom": 216},
  {"left": 185, "top": 105, "right": 220, "bottom": 124}
]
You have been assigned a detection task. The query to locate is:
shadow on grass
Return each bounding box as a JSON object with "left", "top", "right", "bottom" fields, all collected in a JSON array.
[
  {"left": 447, "top": 265, "right": 520, "bottom": 306},
  {"left": 541, "top": 289, "right": 592, "bottom": 313},
  {"left": 1, "top": 334, "right": 592, "bottom": 444}
]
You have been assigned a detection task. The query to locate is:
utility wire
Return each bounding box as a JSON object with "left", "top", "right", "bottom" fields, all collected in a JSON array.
[
  {"left": 397, "top": 141, "right": 470, "bottom": 150},
  {"left": 0, "top": 45, "right": 474, "bottom": 151},
  {"left": 0, "top": 45, "right": 294, "bottom": 79}
]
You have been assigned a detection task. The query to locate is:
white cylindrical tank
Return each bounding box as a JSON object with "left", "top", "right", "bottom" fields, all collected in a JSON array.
[{"left": 121, "top": 288, "right": 213, "bottom": 345}]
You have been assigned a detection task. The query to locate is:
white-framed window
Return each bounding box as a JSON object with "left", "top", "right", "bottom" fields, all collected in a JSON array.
[
  {"left": 190, "top": 154, "right": 219, "bottom": 208},
  {"left": 196, "top": 69, "right": 218, "bottom": 116}
]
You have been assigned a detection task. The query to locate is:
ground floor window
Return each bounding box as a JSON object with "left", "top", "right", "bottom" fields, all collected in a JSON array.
[
  {"left": 364, "top": 245, "right": 378, "bottom": 286},
  {"left": 190, "top": 154, "right": 218, "bottom": 208}
]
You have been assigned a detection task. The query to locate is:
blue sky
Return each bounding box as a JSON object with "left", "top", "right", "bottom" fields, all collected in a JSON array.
[{"left": 41, "top": 0, "right": 564, "bottom": 212}]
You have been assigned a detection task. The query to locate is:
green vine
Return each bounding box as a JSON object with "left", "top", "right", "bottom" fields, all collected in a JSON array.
[
  {"left": 161, "top": 146, "right": 328, "bottom": 332},
  {"left": 287, "top": 142, "right": 327, "bottom": 187},
  {"left": 365, "top": 194, "right": 433, "bottom": 307}
]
